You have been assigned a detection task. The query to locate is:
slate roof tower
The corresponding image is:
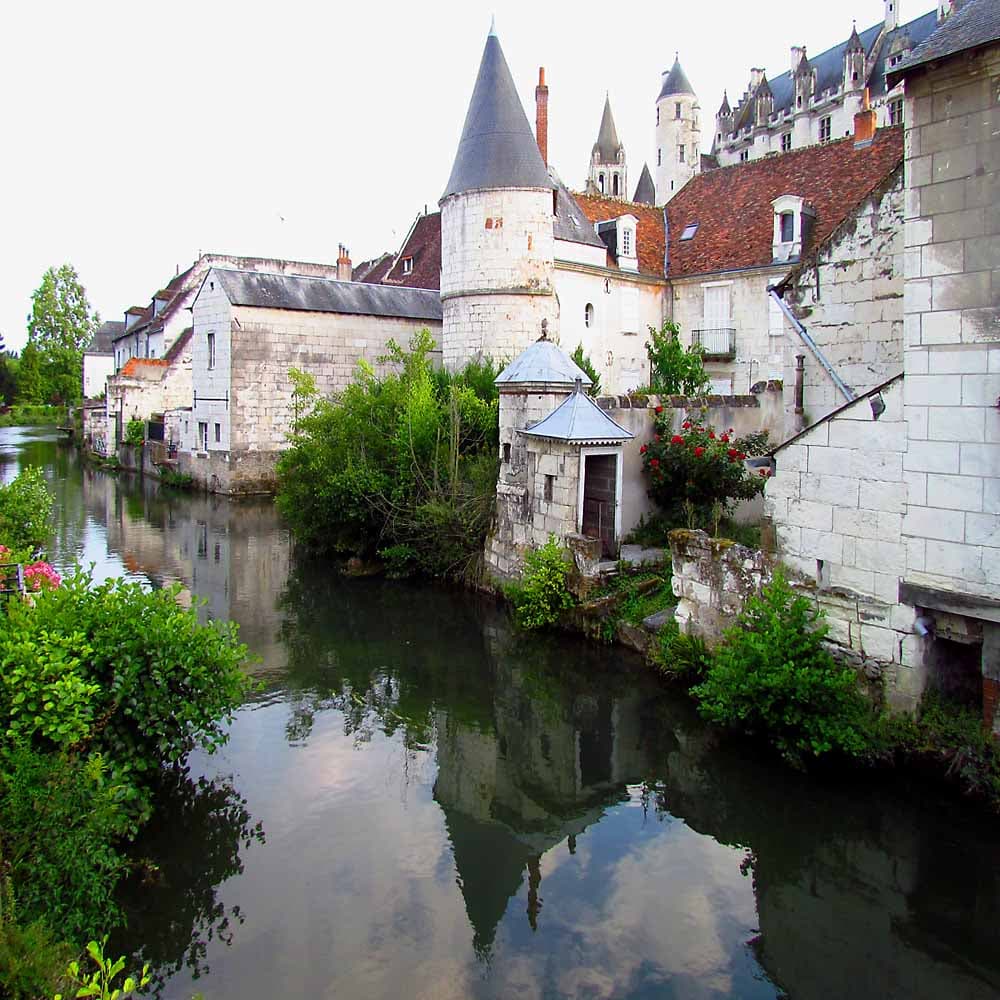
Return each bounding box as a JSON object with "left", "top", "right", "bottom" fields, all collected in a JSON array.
[
  {"left": 587, "top": 96, "right": 627, "bottom": 199},
  {"left": 440, "top": 25, "right": 559, "bottom": 370},
  {"left": 654, "top": 55, "right": 701, "bottom": 204}
]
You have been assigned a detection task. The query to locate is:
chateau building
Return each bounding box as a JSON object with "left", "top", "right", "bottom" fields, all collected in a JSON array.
[{"left": 586, "top": 96, "right": 627, "bottom": 200}]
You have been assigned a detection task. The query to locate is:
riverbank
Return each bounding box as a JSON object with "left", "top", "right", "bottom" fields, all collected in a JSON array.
[{"left": 0, "top": 405, "right": 65, "bottom": 427}]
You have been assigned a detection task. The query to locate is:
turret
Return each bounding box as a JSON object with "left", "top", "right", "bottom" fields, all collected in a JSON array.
[
  {"left": 632, "top": 163, "right": 655, "bottom": 206},
  {"left": 713, "top": 91, "right": 733, "bottom": 154},
  {"left": 792, "top": 49, "right": 815, "bottom": 148},
  {"left": 439, "top": 26, "right": 558, "bottom": 370},
  {"left": 844, "top": 22, "right": 866, "bottom": 92},
  {"left": 587, "top": 95, "right": 627, "bottom": 199},
  {"left": 654, "top": 54, "right": 701, "bottom": 204}
]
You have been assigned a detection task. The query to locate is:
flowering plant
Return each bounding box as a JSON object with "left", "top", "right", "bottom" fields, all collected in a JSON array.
[
  {"left": 640, "top": 415, "right": 765, "bottom": 528},
  {"left": 23, "top": 560, "right": 62, "bottom": 591}
]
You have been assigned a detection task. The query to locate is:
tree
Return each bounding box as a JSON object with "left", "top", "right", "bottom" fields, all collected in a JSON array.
[
  {"left": 0, "top": 332, "right": 15, "bottom": 405},
  {"left": 646, "top": 320, "right": 711, "bottom": 396},
  {"left": 16, "top": 343, "right": 43, "bottom": 404},
  {"left": 26, "top": 264, "right": 99, "bottom": 406}
]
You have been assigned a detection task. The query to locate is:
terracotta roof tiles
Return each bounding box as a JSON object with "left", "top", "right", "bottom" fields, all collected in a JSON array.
[{"left": 572, "top": 194, "right": 666, "bottom": 278}]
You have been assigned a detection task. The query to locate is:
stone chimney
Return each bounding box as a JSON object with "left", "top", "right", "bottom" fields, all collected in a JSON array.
[
  {"left": 749, "top": 67, "right": 765, "bottom": 91},
  {"left": 790, "top": 46, "right": 804, "bottom": 73},
  {"left": 535, "top": 67, "right": 549, "bottom": 166},
  {"left": 854, "top": 88, "right": 877, "bottom": 145},
  {"left": 336, "top": 244, "right": 352, "bottom": 282}
]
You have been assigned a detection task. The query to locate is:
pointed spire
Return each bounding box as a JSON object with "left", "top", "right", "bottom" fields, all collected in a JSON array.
[
  {"left": 718, "top": 90, "right": 731, "bottom": 116},
  {"left": 488, "top": 14, "right": 496, "bottom": 36},
  {"left": 442, "top": 30, "right": 552, "bottom": 200},
  {"left": 658, "top": 55, "right": 696, "bottom": 100},
  {"left": 632, "top": 163, "right": 656, "bottom": 205},
  {"left": 795, "top": 47, "right": 811, "bottom": 75},
  {"left": 846, "top": 20, "right": 864, "bottom": 52},
  {"left": 592, "top": 94, "right": 623, "bottom": 162}
]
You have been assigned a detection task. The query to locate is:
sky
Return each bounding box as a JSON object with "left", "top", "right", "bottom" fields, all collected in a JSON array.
[{"left": 0, "top": 0, "right": 933, "bottom": 352}]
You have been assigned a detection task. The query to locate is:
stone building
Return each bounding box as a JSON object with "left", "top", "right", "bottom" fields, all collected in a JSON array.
[
  {"left": 179, "top": 267, "right": 442, "bottom": 494},
  {"left": 654, "top": 56, "right": 702, "bottom": 204},
  {"left": 585, "top": 95, "right": 627, "bottom": 200},
  {"left": 711, "top": 1, "right": 938, "bottom": 166},
  {"left": 82, "top": 320, "right": 120, "bottom": 400}
]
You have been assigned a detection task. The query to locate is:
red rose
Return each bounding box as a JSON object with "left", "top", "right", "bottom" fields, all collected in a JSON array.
[
  {"left": 671, "top": 434, "right": 684, "bottom": 444},
  {"left": 708, "top": 430, "right": 715, "bottom": 439},
  {"left": 650, "top": 458, "right": 660, "bottom": 468},
  {"left": 682, "top": 421, "right": 691, "bottom": 430},
  {"left": 728, "top": 448, "right": 739, "bottom": 458},
  {"left": 655, "top": 434, "right": 661, "bottom": 442},
  {"left": 694, "top": 446, "right": 705, "bottom": 457},
  {"left": 720, "top": 434, "right": 729, "bottom": 443},
  {"left": 655, "top": 405, "right": 663, "bottom": 414},
  {"left": 640, "top": 444, "right": 647, "bottom": 454},
  {"left": 759, "top": 468, "right": 770, "bottom": 477},
  {"left": 738, "top": 452, "right": 746, "bottom": 460}
]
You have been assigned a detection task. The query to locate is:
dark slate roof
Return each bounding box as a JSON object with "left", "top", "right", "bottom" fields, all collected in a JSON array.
[
  {"left": 523, "top": 388, "right": 633, "bottom": 444},
  {"left": 593, "top": 96, "right": 623, "bottom": 162},
  {"left": 163, "top": 326, "right": 193, "bottom": 364},
  {"left": 888, "top": 0, "right": 1000, "bottom": 87},
  {"left": 665, "top": 126, "right": 903, "bottom": 278},
  {"left": 442, "top": 31, "right": 553, "bottom": 199},
  {"left": 552, "top": 168, "right": 605, "bottom": 248},
  {"left": 86, "top": 320, "right": 124, "bottom": 354},
  {"left": 496, "top": 339, "right": 592, "bottom": 386},
  {"left": 657, "top": 57, "right": 695, "bottom": 100},
  {"left": 632, "top": 164, "right": 656, "bottom": 205},
  {"left": 210, "top": 268, "right": 442, "bottom": 321}
]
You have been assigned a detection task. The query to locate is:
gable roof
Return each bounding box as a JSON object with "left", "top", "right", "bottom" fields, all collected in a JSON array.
[
  {"left": 665, "top": 126, "right": 903, "bottom": 278},
  {"left": 86, "top": 321, "right": 124, "bottom": 355},
  {"left": 352, "top": 253, "right": 393, "bottom": 283},
  {"left": 163, "top": 326, "right": 193, "bottom": 364},
  {"left": 376, "top": 212, "right": 441, "bottom": 290},
  {"left": 208, "top": 268, "right": 442, "bottom": 322},
  {"left": 442, "top": 31, "right": 553, "bottom": 199},
  {"left": 523, "top": 388, "right": 633, "bottom": 444},
  {"left": 888, "top": 0, "right": 1000, "bottom": 86},
  {"left": 573, "top": 192, "right": 666, "bottom": 278}
]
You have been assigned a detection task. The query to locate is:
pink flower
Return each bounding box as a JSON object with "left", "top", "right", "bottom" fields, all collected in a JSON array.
[{"left": 23, "top": 561, "right": 61, "bottom": 591}]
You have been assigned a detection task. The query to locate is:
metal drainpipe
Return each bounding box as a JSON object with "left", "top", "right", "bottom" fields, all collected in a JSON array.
[{"left": 768, "top": 287, "right": 855, "bottom": 404}]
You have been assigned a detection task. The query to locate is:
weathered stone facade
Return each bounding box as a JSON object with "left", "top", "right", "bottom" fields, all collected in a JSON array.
[{"left": 780, "top": 166, "right": 905, "bottom": 428}]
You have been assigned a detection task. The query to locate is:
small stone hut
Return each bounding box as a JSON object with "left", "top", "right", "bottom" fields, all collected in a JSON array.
[{"left": 486, "top": 336, "right": 632, "bottom": 580}]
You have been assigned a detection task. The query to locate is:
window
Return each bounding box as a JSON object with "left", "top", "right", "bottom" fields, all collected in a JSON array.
[
  {"left": 656, "top": 107, "right": 660, "bottom": 126},
  {"left": 544, "top": 475, "right": 554, "bottom": 503},
  {"left": 657, "top": 148, "right": 662, "bottom": 166},
  {"left": 680, "top": 223, "right": 699, "bottom": 241},
  {"left": 402, "top": 256, "right": 413, "bottom": 275},
  {"left": 889, "top": 98, "right": 903, "bottom": 125},
  {"left": 740, "top": 149, "right": 750, "bottom": 162},
  {"left": 780, "top": 212, "right": 794, "bottom": 242},
  {"left": 198, "top": 421, "right": 208, "bottom": 451},
  {"left": 678, "top": 144, "right": 685, "bottom": 163},
  {"left": 622, "top": 226, "right": 633, "bottom": 257},
  {"left": 214, "top": 422, "right": 221, "bottom": 443},
  {"left": 675, "top": 101, "right": 682, "bottom": 119},
  {"left": 612, "top": 174, "right": 619, "bottom": 196},
  {"left": 502, "top": 442, "right": 511, "bottom": 464},
  {"left": 819, "top": 116, "right": 832, "bottom": 141},
  {"left": 781, "top": 132, "right": 792, "bottom": 152},
  {"left": 207, "top": 332, "right": 216, "bottom": 370},
  {"left": 888, "top": 53, "right": 903, "bottom": 68},
  {"left": 599, "top": 173, "right": 605, "bottom": 193},
  {"left": 584, "top": 303, "right": 594, "bottom": 328}
]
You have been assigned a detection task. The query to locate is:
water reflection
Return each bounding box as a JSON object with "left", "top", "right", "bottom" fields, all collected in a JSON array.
[{"left": 3, "top": 429, "right": 1000, "bottom": 1000}]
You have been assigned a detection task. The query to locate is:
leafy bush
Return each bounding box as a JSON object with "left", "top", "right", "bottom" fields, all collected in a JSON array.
[
  {"left": 0, "top": 466, "right": 53, "bottom": 556},
  {"left": 641, "top": 416, "right": 766, "bottom": 529},
  {"left": 646, "top": 321, "right": 710, "bottom": 396},
  {"left": 691, "top": 570, "right": 867, "bottom": 766},
  {"left": 159, "top": 469, "right": 194, "bottom": 490},
  {"left": 571, "top": 344, "right": 601, "bottom": 397},
  {"left": 55, "top": 937, "right": 150, "bottom": 1000},
  {"left": 652, "top": 620, "right": 712, "bottom": 683},
  {"left": 506, "top": 536, "right": 576, "bottom": 630},
  {"left": 123, "top": 419, "right": 144, "bottom": 447}
]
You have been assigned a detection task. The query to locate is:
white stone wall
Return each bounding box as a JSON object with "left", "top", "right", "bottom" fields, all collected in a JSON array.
[
  {"left": 82, "top": 353, "right": 113, "bottom": 399},
  {"left": 781, "top": 167, "right": 904, "bottom": 429},
  {"left": 190, "top": 277, "right": 233, "bottom": 456},
  {"left": 441, "top": 188, "right": 559, "bottom": 369},
  {"left": 901, "top": 43, "right": 1000, "bottom": 603},
  {"left": 655, "top": 92, "right": 701, "bottom": 204},
  {"left": 553, "top": 265, "right": 663, "bottom": 393}
]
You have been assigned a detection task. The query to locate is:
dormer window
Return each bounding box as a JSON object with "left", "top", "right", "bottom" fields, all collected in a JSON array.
[
  {"left": 780, "top": 212, "right": 794, "bottom": 243},
  {"left": 402, "top": 257, "right": 413, "bottom": 275},
  {"left": 771, "top": 194, "right": 815, "bottom": 263},
  {"left": 622, "top": 226, "right": 632, "bottom": 257},
  {"left": 819, "top": 116, "right": 832, "bottom": 141},
  {"left": 680, "top": 223, "right": 699, "bottom": 241}
]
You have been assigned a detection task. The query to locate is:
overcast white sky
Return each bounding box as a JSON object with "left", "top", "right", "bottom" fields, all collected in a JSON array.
[{"left": 0, "top": 0, "right": 931, "bottom": 352}]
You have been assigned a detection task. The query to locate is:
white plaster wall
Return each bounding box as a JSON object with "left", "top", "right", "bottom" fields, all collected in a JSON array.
[
  {"left": 901, "top": 45, "right": 1000, "bottom": 602},
  {"left": 83, "top": 354, "right": 113, "bottom": 399},
  {"left": 190, "top": 276, "right": 233, "bottom": 455},
  {"left": 553, "top": 266, "right": 663, "bottom": 393},
  {"left": 781, "top": 168, "right": 904, "bottom": 429},
  {"left": 441, "top": 188, "right": 559, "bottom": 369}
]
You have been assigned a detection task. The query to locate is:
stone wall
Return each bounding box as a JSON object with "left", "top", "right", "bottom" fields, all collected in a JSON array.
[
  {"left": 781, "top": 166, "right": 904, "bottom": 428},
  {"left": 901, "top": 42, "right": 1000, "bottom": 603}
]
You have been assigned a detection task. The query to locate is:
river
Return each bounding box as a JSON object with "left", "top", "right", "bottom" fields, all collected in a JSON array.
[{"left": 3, "top": 426, "right": 999, "bottom": 1000}]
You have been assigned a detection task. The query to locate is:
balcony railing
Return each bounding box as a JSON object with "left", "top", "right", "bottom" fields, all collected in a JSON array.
[{"left": 692, "top": 328, "right": 737, "bottom": 361}]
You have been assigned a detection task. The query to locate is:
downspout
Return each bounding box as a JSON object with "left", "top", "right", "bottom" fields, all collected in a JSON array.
[
  {"left": 768, "top": 287, "right": 855, "bottom": 403},
  {"left": 662, "top": 208, "right": 672, "bottom": 325}
]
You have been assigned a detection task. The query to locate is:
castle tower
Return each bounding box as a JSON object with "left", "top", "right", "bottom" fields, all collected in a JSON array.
[
  {"left": 586, "top": 96, "right": 627, "bottom": 199},
  {"left": 654, "top": 55, "right": 701, "bottom": 204},
  {"left": 440, "top": 26, "right": 559, "bottom": 370},
  {"left": 712, "top": 91, "right": 733, "bottom": 156}
]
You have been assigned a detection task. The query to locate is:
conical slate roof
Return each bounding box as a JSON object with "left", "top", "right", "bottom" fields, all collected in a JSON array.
[
  {"left": 717, "top": 90, "right": 731, "bottom": 115},
  {"left": 657, "top": 56, "right": 695, "bottom": 100},
  {"left": 592, "top": 95, "right": 623, "bottom": 162},
  {"left": 523, "top": 386, "right": 633, "bottom": 444},
  {"left": 632, "top": 164, "right": 656, "bottom": 205},
  {"left": 495, "top": 338, "right": 592, "bottom": 387},
  {"left": 442, "top": 30, "right": 553, "bottom": 200}
]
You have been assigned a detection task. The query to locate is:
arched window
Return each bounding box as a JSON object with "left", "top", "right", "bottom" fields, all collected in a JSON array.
[
  {"left": 780, "top": 212, "right": 794, "bottom": 242},
  {"left": 599, "top": 173, "right": 605, "bottom": 193},
  {"left": 612, "top": 174, "right": 619, "bottom": 196},
  {"left": 585, "top": 303, "right": 594, "bottom": 328}
]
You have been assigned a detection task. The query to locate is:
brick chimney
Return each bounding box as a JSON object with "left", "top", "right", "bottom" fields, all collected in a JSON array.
[
  {"left": 535, "top": 67, "right": 548, "bottom": 166},
  {"left": 336, "top": 243, "right": 352, "bottom": 282},
  {"left": 854, "top": 88, "right": 877, "bottom": 146}
]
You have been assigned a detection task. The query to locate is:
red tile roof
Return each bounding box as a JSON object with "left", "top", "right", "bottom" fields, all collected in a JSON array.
[
  {"left": 120, "top": 358, "right": 170, "bottom": 378},
  {"left": 364, "top": 212, "right": 441, "bottom": 290},
  {"left": 572, "top": 194, "right": 666, "bottom": 278},
  {"left": 665, "top": 127, "right": 903, "bottom": 278}
]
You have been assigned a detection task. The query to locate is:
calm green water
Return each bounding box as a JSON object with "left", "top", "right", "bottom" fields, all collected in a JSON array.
[{"left": 4, "top": 427, "right": 1000, "bottom": 1000}]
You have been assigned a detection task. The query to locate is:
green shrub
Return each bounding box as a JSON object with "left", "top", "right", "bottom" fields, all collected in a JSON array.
[
  {"left": 0, "top": 466, "right": 53, "bottom": 556},
  {"left": 570, "top": 344, "right": 601, "bottom": 397},
  {"left": 646, "top": 321, "right": 710, "bottom": 396},
  {"left": 123, "top": 419, "right": 144, "bottom": 447},
  {"left": 506, "top": 536, "right": 576, "bottom": 630},
  {"left": 652, "top": 620, "right": 712, "bottom": 683},
  {"left": 691, "top": 570, "right": 867, "bottom": 766},
  {"left": 159, "top": 469, "right": 194, "bottom": 490},
  {"left": 55, "top": 937, "right": 150, "bottom": 1000}
]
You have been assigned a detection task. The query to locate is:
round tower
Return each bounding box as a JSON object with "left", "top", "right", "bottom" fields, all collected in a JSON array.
[
  {"left": 654, "top": 55, "right": 701, "bottom": 204},
  {"left": 439, "top": 27, "right": 559, "bottom": 371}
]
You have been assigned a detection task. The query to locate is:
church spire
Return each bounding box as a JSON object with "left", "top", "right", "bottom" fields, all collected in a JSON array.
[
  {"left": 593, "top": 94, "right": 623, "bottom": 162},
  {"left": 587, "top": 94, "right": 627, "bottom": 198}
]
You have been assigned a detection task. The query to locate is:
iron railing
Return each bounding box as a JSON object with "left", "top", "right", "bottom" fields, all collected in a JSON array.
[{"left": 691, "top": 328, "right": 737, "bottom": 360}]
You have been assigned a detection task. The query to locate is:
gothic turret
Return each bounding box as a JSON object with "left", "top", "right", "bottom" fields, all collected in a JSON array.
[
  {"left": 440, "top": 26, "right": 558, "bottom": 369},
  {"left": 587, "top": 96, "right": 627, "bottom": 199},
  {"left": 713, "top": 91, "right": 733, "bottom": 153},
  {"left": 654, "top": 55, "right": 701, "bottom": 204},
  {"left": 844, "top": 22, "right": 866, "bottom": 92}
]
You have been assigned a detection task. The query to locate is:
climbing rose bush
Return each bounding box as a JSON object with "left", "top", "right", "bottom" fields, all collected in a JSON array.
[{"left": 640, "top": 415, "right": 765, "bottom": 527}]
